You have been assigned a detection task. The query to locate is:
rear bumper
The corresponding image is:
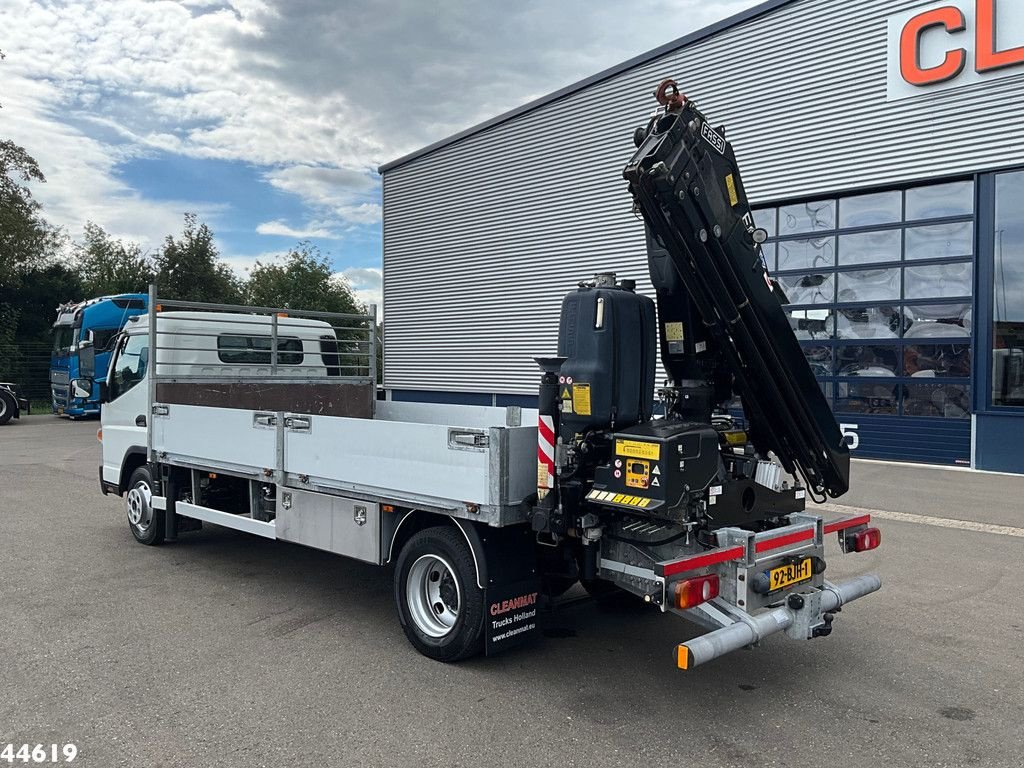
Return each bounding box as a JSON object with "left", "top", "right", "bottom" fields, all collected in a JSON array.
[
  {"left": 677, "top": 573, "right": 881, "bottom": 669},
  {"left": 646, "top": 512, "right": 882, "bottom": 670}
]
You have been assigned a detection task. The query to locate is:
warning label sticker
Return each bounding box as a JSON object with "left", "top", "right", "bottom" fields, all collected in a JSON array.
[
  {"left": 664, "top": 322, "right": 684, "bottom": 341},
  {"left": 725, "top": 173, "right": 739, "bottom": 207},
  {"left": 616, "top": 439, "right": 661, "bottom": 461},
  {"left": 585, "top": 489, "right": 652, "bottom": 509},
  {"left": 572, "top": 383, "right": 592, "bottom": 416}
]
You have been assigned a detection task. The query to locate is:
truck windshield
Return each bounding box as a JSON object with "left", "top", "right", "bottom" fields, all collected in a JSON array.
[
  {"left": 53, "top": 325, "right": 75, "bottom": 354},
  {"left": 109, "top": 334, "right": 148, "bottom": 400}
]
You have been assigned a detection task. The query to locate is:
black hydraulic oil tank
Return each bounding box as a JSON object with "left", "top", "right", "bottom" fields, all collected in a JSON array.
[{"left": 556, "top": 273, "right": 656, "bottom": 439}]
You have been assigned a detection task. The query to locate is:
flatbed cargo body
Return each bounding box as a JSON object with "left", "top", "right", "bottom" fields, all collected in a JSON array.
[{"left": 151, "top": 399, "right": 538, "bottom": 526}]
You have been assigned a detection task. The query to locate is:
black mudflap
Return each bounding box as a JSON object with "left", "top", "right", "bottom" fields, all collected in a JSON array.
[
  {"left": 470, "top": 523, "right": 542, "bottom": 656},
  {"left": 485, "top": 579, "right": 541, "bottom": 655}
]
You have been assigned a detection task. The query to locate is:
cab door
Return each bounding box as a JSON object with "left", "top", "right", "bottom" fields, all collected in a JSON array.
[{"left": 101, "top": 332, "right": 150, "bottom": 487}]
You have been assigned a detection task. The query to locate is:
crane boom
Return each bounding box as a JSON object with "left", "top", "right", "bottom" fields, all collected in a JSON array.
[{"left": 622, "top": 83, "right": 849, "bottom": 500}]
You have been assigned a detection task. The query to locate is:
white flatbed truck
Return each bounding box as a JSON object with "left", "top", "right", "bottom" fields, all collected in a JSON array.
[{"left": 96, "top": 83, "right": 881, "bottom": 668}]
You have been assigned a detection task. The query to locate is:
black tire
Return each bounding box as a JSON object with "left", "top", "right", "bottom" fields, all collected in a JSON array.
[
  {"left": 394, "top": 526, "right": 485, "bottom": 662},
  {"left": 0, "top": 389, "right": 15, "bottom": 426},
  {"left": 125, "top": 466, "right": 164, "bottom": 545}
]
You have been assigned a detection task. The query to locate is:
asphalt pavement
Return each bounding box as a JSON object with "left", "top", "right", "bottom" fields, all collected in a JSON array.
[{"left": 1, "top": 415, "right": 1022, "bottom": 768}]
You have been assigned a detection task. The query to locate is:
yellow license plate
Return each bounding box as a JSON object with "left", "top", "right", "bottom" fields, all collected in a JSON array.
[{"left": 768, "top": 558, "right": 812, "bottom": 592}]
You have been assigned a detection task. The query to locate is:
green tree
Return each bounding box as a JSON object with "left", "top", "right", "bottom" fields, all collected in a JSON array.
[
  {"left": 247, "top": 244, "right": 378, "bottom": 376},
  {"left": 0, "top": 263, "right": 83, "bottom": 396},
  {"left": 0, "top": 51, "right": 62, "bottom": 285},
  {"left": 0, "top": 48, "right": 69, "bottom": 369},
  {"left": 153, "top": 213, "right": 241, "bottom": 303},
  {"left": 246, "top": 242, "right": 363, "bottom": 314},
  {"left": 0, "top": 139, "right": 60, "bottom": 285},
  {"left": 74, "top": 221, "right": 154, "bottom": 297}
]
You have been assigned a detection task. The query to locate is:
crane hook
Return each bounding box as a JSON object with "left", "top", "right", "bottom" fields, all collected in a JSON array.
[{"left": 654, "top": 78, "right": 686, "bottom": 111}]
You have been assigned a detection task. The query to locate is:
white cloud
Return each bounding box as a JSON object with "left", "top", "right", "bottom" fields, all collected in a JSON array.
[
  {"left": 263, "top": 165, "right": 380, "bottom": 226},
  {"left": 1, "top": 0, "right": 762, "bottom": 261},
  {"left": 0, "top": 73, "right": 214, "bottom": 249},
  {"left": 336, "top": 266, "right": 382, "bottom": 316},
  {"left": 255, "top": 219, "right": 340, "bottom": 239}
]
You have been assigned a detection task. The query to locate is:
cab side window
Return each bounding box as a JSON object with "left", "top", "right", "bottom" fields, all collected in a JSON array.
[
  {"left": 90, "top": 328, "right": 121, "bottom": 351},
  {"left": 110, "top": 334, "right": 148, "bottom": 400}
]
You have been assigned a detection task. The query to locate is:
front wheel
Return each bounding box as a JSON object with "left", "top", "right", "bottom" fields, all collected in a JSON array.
[
  {"left": 394, "top": 526, "right": 484, "bottom": 662},
  {"left": 126, "top": 466, "right": 164, "bottom": 545}
]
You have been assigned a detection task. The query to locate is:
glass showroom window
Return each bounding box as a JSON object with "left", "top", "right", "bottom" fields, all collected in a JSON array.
[
  {"left": 992, "top": 170, "right": 1024, "bottom": 407},
  {"left": 755, "top": 178, "right": 974, "bottom": 419}
]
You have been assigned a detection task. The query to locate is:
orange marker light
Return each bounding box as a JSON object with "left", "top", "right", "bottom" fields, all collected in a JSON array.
[{"left": 96, "top": 428, "right": 103, "bottom": 442}]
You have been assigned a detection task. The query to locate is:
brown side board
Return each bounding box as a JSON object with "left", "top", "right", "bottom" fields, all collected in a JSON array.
[{"left": 155, "top": 382, "right": 374, "bottom": 419}]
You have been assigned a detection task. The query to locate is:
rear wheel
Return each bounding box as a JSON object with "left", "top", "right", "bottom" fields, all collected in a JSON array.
[
  {"left": 126, "top": 466, "right": 164, "bottom": 545},
  {"left": 394, "top": 526, "right": 484, "bottom": 662}
]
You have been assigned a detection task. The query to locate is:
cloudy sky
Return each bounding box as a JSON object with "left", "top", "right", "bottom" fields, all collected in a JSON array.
[{"left": 0, "top": 0, "right": 760, "bottom": 307}]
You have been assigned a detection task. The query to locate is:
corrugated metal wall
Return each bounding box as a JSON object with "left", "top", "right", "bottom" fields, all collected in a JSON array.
[{"left": 382, "top": 0, "right": 1024, "bottom": 394}]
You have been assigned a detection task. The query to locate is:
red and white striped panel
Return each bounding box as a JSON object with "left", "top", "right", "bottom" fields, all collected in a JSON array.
[{"left": 537, "top": 414, "right": 556, "bottom": 497}]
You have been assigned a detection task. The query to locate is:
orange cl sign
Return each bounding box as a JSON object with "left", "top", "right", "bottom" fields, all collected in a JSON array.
[{"left": 901, "top": 0, "right": 1024, "bottom": 86}]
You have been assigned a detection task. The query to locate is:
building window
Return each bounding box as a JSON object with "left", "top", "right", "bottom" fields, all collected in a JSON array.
[
  {"left": 992, "top": 170, "right": 1024, "bottom": 407},
  {"left": 755, "top": 178, "right": 974, "bottom": 419}
]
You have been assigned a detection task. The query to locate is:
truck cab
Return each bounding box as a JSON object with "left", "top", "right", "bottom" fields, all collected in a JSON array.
[
  {"left": 100, "top": 310, "right": 347, "bottom": 495},
  {"left": 52, "top": 294, "right": 147, "bottom": 417}
]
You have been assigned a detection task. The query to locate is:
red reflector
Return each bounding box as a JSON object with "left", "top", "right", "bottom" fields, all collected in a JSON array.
[
  {"left": 674, "top": 574, "right": 720, "bottom": 610},
  {"left": 852, "top": 527, "right": 881, "bottom": 552}
]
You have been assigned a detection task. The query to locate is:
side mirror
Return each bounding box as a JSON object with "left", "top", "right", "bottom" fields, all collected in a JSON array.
[
  {"left": 79, "top": 341, "right": 96, "bottom": 377},
  {"left": 71, "top": 379, "right": 93, "bottom": 399}
]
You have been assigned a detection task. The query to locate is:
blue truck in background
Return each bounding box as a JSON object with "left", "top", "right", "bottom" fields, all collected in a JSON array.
[{"left": 51, "top": 294, "right": 148, "bottom": 418}]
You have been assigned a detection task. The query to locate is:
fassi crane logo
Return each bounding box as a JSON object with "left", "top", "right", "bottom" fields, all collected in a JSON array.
[{"left": 887, "top": 0, "right": 1024, "bottom": 100}]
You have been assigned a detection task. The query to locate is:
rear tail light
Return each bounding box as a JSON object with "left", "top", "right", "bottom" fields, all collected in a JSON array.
[
  {"left": 845, "top": 526, "right": 881, "bottom": 552},
  {"left": 674, "top": 574, "right": 720, "bottom": 610}
]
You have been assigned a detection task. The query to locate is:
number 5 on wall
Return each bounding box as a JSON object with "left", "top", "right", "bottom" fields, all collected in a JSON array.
[{"left": 840, "top": 423, "right": 860, "bottom": 450}]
